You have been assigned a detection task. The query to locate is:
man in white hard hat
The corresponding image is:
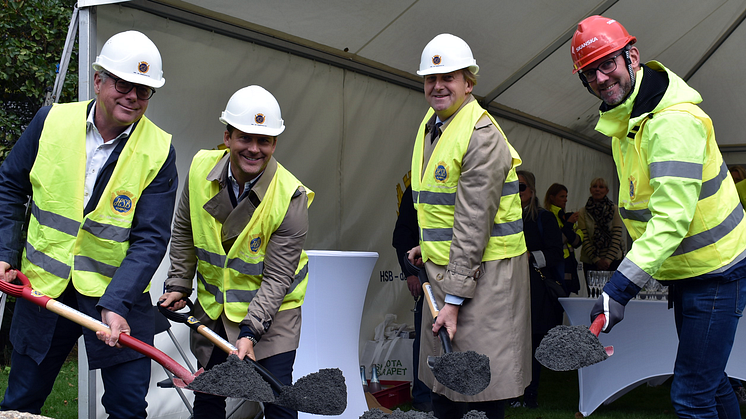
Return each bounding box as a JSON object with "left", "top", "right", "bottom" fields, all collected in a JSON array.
[
  {"left": 159, "top": 85, "right": 313, "bottom": 419},
  {"left": 0, "top": 31, "right": 177, "bottom": 418},
  {"left": 407, "top": 34, "right": 531, "bottom": 418}
]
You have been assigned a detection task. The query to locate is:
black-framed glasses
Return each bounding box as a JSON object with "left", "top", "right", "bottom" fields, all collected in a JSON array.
[
  {"left": 519, "top": 183, "right": 527, "bottom": 192},
  {"left": 579, "top": 50, "right": 625, "bottom": 83},
  {"left": 105, "top": 72, "right": 156, "bottom": 100}
]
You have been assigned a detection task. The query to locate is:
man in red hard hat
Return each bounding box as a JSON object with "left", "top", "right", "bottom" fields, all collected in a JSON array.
[{"left": 571, "top": 15, "right": 746, "bottom": 417}]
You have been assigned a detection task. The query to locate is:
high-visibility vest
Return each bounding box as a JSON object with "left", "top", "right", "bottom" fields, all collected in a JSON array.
[
  {"left": 549, "top": 205, "right": 583, "bottom": 259},
  {"left": 22, "top": 100, "right": 171, "bottom": 298},
  {"left": 411, "top": 101, "right": 526, "bottom": 265},
  {"left": 189, "top": 150, "right": 314, "bottom": 322},
  {"left": 612, "top": 101, "right": 746, "bottom": 281}
]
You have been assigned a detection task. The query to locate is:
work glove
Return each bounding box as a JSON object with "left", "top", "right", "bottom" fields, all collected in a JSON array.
[
  {"left": 590, "top": 292, "right": 626, "bottom": 333},
  {"left": 589, "top": 269, "right": 641, "bottom": 333}
]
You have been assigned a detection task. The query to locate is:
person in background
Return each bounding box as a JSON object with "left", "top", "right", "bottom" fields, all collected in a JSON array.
[
  {"left": 392, "top": 184, "right": 432, "bottom": 412},
  {"left": 544, "top": 183, "right": 582, "bottom": 294},
  {"left": 159, "top": 85, "right": 313, "bottom": 419},
  {"left": 507, "top": 170, "right": 564, "bottom": 409},
  {"left": 576, "top": 178, "right": 624, "bottom": 272},
  {"left": 730, "top": 165, "right": 746, "bottom": 209},
  {"left": 571, "top": 15, "right": 746, "bottom": 417},
  {"left": 0, "top": 31, "right": 177, "bottom": 418},
  {"left": 407, "top": 33, "right": 531, "bottom": 419}
]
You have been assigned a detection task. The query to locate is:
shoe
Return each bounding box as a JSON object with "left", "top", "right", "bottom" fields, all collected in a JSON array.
[
  {"left": 735, "top": 386, "right": 746, "bottom": 405},
  {"left": 507, "top": 398, "right": 522, "bottom": 408},
  {"left": 524, "top": 398, "right": 539, "bottom": 409},
  {"left": 412, "top": 401, "right": 433, "bottom": 412}
]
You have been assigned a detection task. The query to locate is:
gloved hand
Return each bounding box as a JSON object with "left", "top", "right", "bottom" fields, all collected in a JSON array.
[
  {"left": 590, "top": 291, "right": 626, "bottom": 333},
  {"left": 589, "top": 269, "right": 641, "bottom": 333}
]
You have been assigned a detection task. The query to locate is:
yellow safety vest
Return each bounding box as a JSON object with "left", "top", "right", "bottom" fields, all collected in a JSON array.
[
  {"left": 189, "top": 150, "right": 314, "bottom": 322},
  {"left": 411, "top": 101, "right": 526, "bottom": 265},
  {"left": 549, "top": 205, "right": 583, "bottom": 259},
  {"left": 22, "top": 100, "right": 171, "bottom": 298}
]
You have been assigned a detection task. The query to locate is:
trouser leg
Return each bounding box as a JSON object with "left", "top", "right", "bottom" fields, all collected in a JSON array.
[
  {"left": 260, "top": 350, "right": 297, "bottom": 419},
  {"left": 100, "top": 356, "right": 151, "bottom": 419}
]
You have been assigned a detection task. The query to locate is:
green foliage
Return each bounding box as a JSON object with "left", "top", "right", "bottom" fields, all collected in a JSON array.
[
  {"left": 0, "top": 358, "right": 78, "bottom": 418},
  {"left": 0, "top": 0, "right": 79, "bottom": 163}
]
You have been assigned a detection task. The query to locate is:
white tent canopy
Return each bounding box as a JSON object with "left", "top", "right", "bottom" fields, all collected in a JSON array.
[{"left": 70, "top": 1, "right": 746, "bottom": 417}]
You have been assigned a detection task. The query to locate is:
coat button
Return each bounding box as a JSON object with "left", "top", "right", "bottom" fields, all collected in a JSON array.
[{"left": 436, "top": 273, "right": 443, "bottom": 281}]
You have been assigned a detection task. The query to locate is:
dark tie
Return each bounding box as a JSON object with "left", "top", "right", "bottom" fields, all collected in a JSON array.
[{"left": 430, "top": 122, "right": 443, "bottom": 144}]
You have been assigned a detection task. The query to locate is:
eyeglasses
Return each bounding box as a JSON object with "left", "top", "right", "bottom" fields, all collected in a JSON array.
[
  {"left": 105, "top": 72, "right": 156, "bottom": 100},
  {"left": 579, "top": 50, "right": 625, "bottom": 83},
  {"left": 519, "top": 183, "right": 527, "bottom": 192}
]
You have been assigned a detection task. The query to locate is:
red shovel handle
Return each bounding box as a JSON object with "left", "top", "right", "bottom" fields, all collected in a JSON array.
[
  {"left": 589, "top": 314, "right": 606, "bottom": 337},
  {"left": 0, "top": 270, "right": 196, "bottom": 384}
]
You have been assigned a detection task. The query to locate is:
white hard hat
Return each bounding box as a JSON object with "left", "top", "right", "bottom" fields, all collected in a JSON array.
[
  {"left": 417, "top": 33, "right": 479, "bottom": 76},
  {"left": 219, "top": 86, "right": 285, "bottom": 137},
  {"left": 93, "top": 31, "right": 165, "bottom": 88}
]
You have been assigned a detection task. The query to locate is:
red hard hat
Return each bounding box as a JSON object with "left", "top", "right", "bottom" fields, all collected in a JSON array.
[{"left": 571, "top": 15, "right": 636, "bottom": 74}]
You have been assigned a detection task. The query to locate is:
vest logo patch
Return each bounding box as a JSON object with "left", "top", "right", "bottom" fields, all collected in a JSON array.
[
  {"left": 137, "top": 61, "right": 150, "bottom": 74},
  {"left": 628, "top": 176, "right": 636, "bottom": 201},
  {"left": 255, "top": 113, "right": 265, "bottom": 125},
  {"left": 112, "top": 190, "right": 135, "bottom": 215},
  {"left": 434, "top": 161, "right": 449, "bottom": 183},
  {"left": 432, "top": 55, "right": 442, "bottom": 66},
  {"left": 249, "top": 235, "right": 262, "bottom": 253}
]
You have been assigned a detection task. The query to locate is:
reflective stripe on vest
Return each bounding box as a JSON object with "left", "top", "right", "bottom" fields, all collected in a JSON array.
[
  {"left": 21, "top": 100, "right": 172, "bottom": 298},
  {"left": 615, "top": 103, "right": 746, "bottom": 282},
  {"left": 410, "top": 101, "right": 526, "bottom": 265},
  {"left": 189, "top": 150, "right": 315, "bottom": 322}
]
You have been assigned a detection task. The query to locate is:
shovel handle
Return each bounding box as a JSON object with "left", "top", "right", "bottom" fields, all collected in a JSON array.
[
  {"left": 159, "top": 298, "right": 285, "bottom": 392},
  {"left": 589, "top": 314, "right": 606, "bottom": 337},
  {"left": 422, "top": 282, "right": 453, "bottom": 353},
  {"left": 3, "top": 271, "right": 196, "bottom": 384},
  {"left": 422, "top": 282, "right": 440, "bottom": 317}
]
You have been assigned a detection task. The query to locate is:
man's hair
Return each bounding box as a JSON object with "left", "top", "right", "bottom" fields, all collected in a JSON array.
[
  {"left": 462, "top": 68, "right": 478, "bottom": 86},
  {"left": 544, "top": 183, "right": 568, "bottom": 210}
]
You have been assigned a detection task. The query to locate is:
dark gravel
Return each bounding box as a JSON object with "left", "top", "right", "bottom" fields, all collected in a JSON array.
[
  {"left": 535, "top": 324, "right": 608, "bottom": 371},
  {"left": 276, "top": 368, "right": 347, "bottom": 415},
  {"left": 186, "top": 354, "right": 275, "bottom": 402},
  {"left": 431, "top": 351, "right": 491, "bottom": 396}
]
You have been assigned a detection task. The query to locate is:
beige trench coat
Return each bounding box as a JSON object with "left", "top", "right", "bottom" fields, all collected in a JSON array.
[{"left": 416, "top": 96, "right": 532, "bottom": 401}]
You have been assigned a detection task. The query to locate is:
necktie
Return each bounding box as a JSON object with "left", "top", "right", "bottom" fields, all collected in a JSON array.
[{"left": 430, "top": 122, "right": 443, "bottom": 144}]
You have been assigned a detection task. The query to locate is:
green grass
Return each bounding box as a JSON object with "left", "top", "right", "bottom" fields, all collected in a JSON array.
[
  {"left": 395, "top": 368, "right": 746, "bottom": 418},
  {"left": 0, "top": 359, "right": 78, "bottom": 419}
]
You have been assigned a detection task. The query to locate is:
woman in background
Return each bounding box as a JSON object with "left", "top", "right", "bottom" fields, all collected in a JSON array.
[
  {"left": 576, "top": 177, "right": 624, "bottom": 272},
  {"left": 511, "top": 171, "right": 564, "bottom": 409},
  {"left": 544, "top": 183, "right": 582, "bottom": 294}
]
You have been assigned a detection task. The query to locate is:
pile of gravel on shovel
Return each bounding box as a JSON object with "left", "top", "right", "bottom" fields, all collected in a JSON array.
[
  {"left": 186, "top": 354, "right": 275, "bottom": 402},
  {"left": 432, "top": 351, "right": 490, "bottom": 396},
  {"left": 360, "top": 409, "right": 488, "bottom": 418},
  {"left": 535, "top": 324, "right": 608, "bottom": 371},
  {"left": 276, "top": 368, "right": 347, "bottom": 415}
]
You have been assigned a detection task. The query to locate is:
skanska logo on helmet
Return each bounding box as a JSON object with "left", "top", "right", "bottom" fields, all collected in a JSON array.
[{"left": 575, "top": 37, "right": 598, "bottom": 53}]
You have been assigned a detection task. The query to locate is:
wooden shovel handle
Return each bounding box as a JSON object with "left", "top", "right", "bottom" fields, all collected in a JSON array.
[{"left": 422, "top": 282, "right": 453, "bottom": 353}]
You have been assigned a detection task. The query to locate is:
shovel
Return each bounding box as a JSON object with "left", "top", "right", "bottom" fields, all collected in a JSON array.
[
  {"left": 0, "top": 271, "right": 202, "bottom": 388},
  {"left": 421, "top": 281, "right": 491, "bottom": 396},
  {"left": 157, "top": 298, "right": 347, "bottom": 416},
  {"left": 535, "top": 313, "right": 614, "bottom": 371}
]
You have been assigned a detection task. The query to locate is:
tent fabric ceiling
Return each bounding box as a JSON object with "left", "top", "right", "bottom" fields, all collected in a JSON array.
[{"left": 126, "top": 0, "right": 746, "bottom": 151}]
